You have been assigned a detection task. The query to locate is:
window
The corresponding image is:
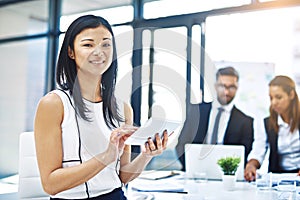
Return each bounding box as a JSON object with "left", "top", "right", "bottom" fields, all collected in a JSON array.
[
  {"left": 206, "top": 7, "right": 300, "bottom": 76},
  {"left": 114, "top": 26, "right": 134, "bottom": 105},
  {"left": 0, "top": 39, "right": 47, "bottom": 176},
  {"left": 141, "top": 27, "right": 187, "bottom": 126},
  {"left": 0, "top": 0, "right": 48, "bottom": 39},
  {"left": 144, "top": 0, "right": 251, "bottom": 19},
  {"left": 60, "top": 6, "right": 133, "bottom": 32},
  {"left": 205, "top": 6, "right": 300, "bottom": 118}
]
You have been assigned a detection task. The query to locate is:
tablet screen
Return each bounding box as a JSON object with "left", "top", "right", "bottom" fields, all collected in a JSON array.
[{"left": 124, "top": 117, "right": 181, "bottom": 145}]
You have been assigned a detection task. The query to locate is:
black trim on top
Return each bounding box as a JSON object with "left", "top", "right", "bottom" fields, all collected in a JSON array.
[
  {"left": 62, "top": 160, "right": 81, "bottom": 163},
  {"left": 58, "top": 89, "right": 90, "bottom": 198},
  {"left": 74, "top": 114, "right": 90, "bottom": 198}
]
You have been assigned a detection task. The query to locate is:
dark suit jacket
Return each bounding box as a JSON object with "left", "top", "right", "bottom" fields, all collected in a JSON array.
[{"left": 175, "top": 102, "right": 254, "bottom": 171}]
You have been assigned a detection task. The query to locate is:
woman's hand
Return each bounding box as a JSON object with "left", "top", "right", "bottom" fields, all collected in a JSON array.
[
  {"left": 142, "top": 130, "right": 169, "bottom": 157},
  {"left": 244, "top": 159, "right": 260, "bottom": 181},
  {"left": 118, "top": 130, "right": 169, "bottom": 184},
  {"left": 117, "top": 124, "right": 138, "bottom": 151},
  {"left": 103, "top": 125, "right": 137, "bottom": 165}
]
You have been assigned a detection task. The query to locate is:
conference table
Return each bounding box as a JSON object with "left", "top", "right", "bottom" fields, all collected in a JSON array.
[
  {"left": 126, "top": 171, "right": 300, "bottom": 200},
  {"left": 1, "top": 171, "right": 299, "bottom": 199}
]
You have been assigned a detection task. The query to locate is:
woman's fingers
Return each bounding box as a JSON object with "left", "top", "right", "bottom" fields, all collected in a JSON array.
[
  {"left": 244, "top": 171, "right": 254, "bottom": 181},
  {"left": 244, "top": 164, "right": 257, "bottom": 181},
  {"left": 118, "top": 125, "right": 138, "bottom": 138},
  {"left": 155, "top": 130, "right": 168, "bottom": 151},
  {"left": 148, "top": 135, "right": 158, "bottom": 151},
  {"left": 111, "top": 125, "right": 138, "bottom": 142},
  {"left": 142, "top": 131, "right": 169, "bottom": 156},
  {"left": 161, "top": 130, "right": 168, "bottom": 149},
  {"left": 109, "top": 130, "right": 121, "bottom": 149}
]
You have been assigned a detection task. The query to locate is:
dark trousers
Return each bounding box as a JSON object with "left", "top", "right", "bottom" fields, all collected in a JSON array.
[{"left": 50, "top": 188, "right": 127, "bottom": 200}]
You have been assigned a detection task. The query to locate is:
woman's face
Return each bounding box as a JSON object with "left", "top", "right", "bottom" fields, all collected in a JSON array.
[
  {"left": 269, "top": 85, "right": 294, "bottom": 115},
  {"left": 69, "top": 25, "right": 113, "bottom": 77}
]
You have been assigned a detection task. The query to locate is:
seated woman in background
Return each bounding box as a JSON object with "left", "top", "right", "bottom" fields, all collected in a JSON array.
[{"left": 244, "top": 75, "right": 300, "bottom": 181}]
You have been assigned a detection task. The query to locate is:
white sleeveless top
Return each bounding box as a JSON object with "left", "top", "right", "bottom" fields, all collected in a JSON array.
[{"left": 50, "top": 89, "right": 124, "bottom": 199}]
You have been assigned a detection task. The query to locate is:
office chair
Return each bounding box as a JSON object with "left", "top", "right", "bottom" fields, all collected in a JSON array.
[{"left": 18, "top": 131, "right": 48, "bottom": 199}]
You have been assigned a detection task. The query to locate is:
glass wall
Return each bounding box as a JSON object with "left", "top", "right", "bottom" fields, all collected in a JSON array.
[
  {"left": 206, "top": 6, "right": 300, "bottom": 120},
  {"left": 0, "top": 0, "right": 49, "bottom": 178},
  {"left": 0, "top": 0, "right": 48, "bottom": 39},
  {"left": 60, "top": 6, "right": 134, "bottom": 32},
  {"left": 144, "top": 0, "right": 251, "bottom": 19},
  {"left": 137, "top": 27, "right": 188, "bottom": 157},
  {"left": 1, "top": 0, "right": 300, "bottom": 178},
  {"left": 0, "top": 0, "right": 135, "bottom": 179},
  {"left": 114, "top": 25, "right": 134, "bottom": 108},
  {"left": 0, "top": 39, "right": 47, "bottom": 177}
]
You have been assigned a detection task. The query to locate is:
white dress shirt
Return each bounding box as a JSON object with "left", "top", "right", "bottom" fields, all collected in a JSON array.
[
  {"left": 247, "top": 116, "right": 268, "bottom": 164},
  {"left": 247, "top": 115, "right": 300, "bottom": 171},
  {"left": 277, "top": 117, "right": 300, "bottom": 170},
  {"left": 206, "top": 100, "right": 234, "bottom": 144}
]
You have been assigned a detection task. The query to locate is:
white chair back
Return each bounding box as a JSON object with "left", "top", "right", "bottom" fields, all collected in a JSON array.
[{"left": 18, "top": 131, "right": 49, "bottom": 199}]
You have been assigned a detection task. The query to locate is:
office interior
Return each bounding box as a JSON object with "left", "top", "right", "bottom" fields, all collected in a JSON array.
[{"left": 1, "top": 0, "right": 300, "bottom": 197}]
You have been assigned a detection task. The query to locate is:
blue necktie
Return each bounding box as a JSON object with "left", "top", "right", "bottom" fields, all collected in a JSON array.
[{"left": 211, "top": 107, "right": 224, "bottom": 144}]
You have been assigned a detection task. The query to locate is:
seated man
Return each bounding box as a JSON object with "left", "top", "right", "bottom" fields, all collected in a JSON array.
[{"left": 176, "top": 66, "right": 254, "bottom": 171}]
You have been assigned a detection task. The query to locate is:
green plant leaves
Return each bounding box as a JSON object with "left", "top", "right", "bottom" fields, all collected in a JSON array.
[{"left": 217, "top": 156, "right": 241, "bottom": 175}]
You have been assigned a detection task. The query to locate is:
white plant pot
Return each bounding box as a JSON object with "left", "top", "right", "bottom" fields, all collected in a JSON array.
[{"left": 222, "top": 174, "right": 236, "bottom": 191}]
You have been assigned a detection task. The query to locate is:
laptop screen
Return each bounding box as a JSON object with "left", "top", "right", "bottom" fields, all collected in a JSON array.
[{"left": 184, "top": 144, "right": 245, "bottom": 181}]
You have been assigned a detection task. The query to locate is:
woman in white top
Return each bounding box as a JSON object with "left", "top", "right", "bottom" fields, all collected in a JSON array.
[
  {"left": 34, "top": 15, "right": 169, "bottom": 199},
  {"left": 244, "top": 75, "right": 300, "bottom": 181}
]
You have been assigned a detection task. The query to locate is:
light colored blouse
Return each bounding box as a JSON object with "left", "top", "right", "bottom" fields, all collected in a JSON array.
[
  {"left": 50, "top": 89, "right": 124, "bottom": 199},
  {"left": 247, "top": 115, "right": 300, "bottom": 171},
  {"left": 277, "top": 117, "right": 300, "bottom": 171}
]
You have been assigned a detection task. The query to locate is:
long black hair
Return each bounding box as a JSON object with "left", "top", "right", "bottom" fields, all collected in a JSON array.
[{"left": 56, "top": 15, "right": 123, "bottom": 128}]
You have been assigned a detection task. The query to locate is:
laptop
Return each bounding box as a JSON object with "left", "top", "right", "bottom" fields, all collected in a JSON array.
[{"left": 185, "top": 144, "right": 245, "bottom": 181}]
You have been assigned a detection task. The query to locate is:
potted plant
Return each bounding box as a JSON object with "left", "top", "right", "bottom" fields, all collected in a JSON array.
[{"left": 217, "top": 156, "right": 241, "bottom": 190}]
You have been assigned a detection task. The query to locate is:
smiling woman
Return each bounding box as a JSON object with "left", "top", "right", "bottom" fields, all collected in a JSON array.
[
  {"left": 68, "top": 26, "right": 113, "bottom": 90},
  {"left": 34, "top": 15, "right": 170, "bottom": 200}
]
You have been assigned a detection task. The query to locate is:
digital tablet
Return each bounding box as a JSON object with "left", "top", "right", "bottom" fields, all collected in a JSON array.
[{"left": 125, "top": 117, "right": 181, "bottom": 145}]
